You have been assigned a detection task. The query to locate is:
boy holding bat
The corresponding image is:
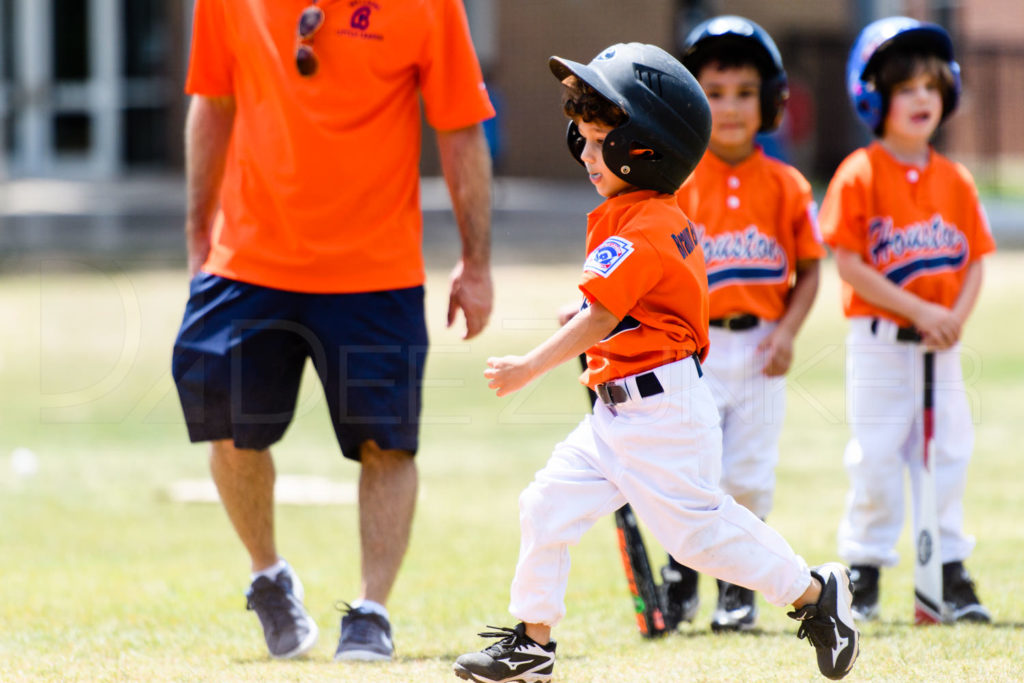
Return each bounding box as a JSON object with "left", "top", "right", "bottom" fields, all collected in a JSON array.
[{"left": 820, "top": 16, "right": 994, "bottom": 623}]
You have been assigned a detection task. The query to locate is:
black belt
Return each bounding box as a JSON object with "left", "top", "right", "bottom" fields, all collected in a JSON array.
[
  {"left": 595, "top": 355, "right": 702, "bottom": 408},
  {"left": 870, "top": 318, "right": 922, "bottom": 343},
  {"left": 709, "top": 313, "right": 759, "bottom": 331}
]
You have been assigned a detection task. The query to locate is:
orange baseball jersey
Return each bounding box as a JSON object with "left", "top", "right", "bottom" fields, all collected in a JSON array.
[
  {"left": 819, "top": 142, "right": 996, "bottom": 325},
  {"left": 579, "top": 191, "right": 709, "bottom": 388},
  {"left": 186, "top": 0, "right": 495, "bottom": 293},
  {"left": 675, "top": 148, "right": 825, "bottom": 321}
]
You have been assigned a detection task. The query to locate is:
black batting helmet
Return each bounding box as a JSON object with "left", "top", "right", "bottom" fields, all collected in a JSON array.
[
  {"left": 549, "top": 43, "right": 711, "bottom": 194},
  {"left": 681, "top": 15, "right": 789, "bottom": 133}
]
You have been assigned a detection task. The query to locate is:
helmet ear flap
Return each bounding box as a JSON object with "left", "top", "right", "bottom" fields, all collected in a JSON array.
[
  {"left": 853, "top": 86, "right": 884, "bottom": 134},
  {"left": 945, "top": 59, "right": 962, "bottom": 118},
  {"left": 760, "top": 72, "right": 789, "bottom": 133},
  {"left": 566, "top": 120, "right": 586, "bottom": 167}
]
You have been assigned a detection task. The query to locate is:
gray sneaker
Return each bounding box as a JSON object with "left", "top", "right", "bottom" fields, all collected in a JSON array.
[
  {"left": 245, "top": 568, "right": 319, "bottom": 659},
  {"left": 334, "top": 603, "right": 394, "bottom": 662},
  {"left": 788, "top": 563, "right": 860, "bottom": 680}
]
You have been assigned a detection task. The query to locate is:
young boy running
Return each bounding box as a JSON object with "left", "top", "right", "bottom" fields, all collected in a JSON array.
[
  {"left": 660, "top": 15, "right": 826, "bottom": 633},
  {"left": 820, "top": 16, "right": 995, "bottom": 623},
  {"left": 452, "top": 42, "right": 859, "bottom": 683}
]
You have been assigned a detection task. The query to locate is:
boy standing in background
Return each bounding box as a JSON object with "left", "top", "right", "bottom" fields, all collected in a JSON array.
[
  {"left": 819, "top": 16, "right": 994, "bottom": 623},
  {"left": 663, "top": 16, "right": 826, "bottom": 633}
]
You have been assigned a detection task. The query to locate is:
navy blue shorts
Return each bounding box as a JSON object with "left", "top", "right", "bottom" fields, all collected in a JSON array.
[{"left": 171, "top": 272, "right": 428, "bottom": 460}]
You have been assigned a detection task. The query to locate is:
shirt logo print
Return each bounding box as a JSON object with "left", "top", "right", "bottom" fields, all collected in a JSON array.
[
  {"left": 350, "top": 5, "right": 371, "bottom": 30},
  {"left": 584, "top": 236, "right": 634, "bottom": 278},
  {"left": 696, "top": 224, "right": 788, "bottom": 289},
  {"left": 339, "top": 1, "right": 383, "bottom": 40},
  {"left": 867, "top": 214, "right": 968, "bottom": 285}
]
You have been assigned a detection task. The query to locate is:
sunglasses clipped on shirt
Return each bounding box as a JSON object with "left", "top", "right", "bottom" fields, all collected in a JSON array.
[{"left": 295, "top": 3, "right": 325, "bottom": 77}]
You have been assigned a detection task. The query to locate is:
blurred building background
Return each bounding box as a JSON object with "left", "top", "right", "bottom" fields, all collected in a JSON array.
[{"left": 1, "top": 0, "right": 1023, "bottom": 257}]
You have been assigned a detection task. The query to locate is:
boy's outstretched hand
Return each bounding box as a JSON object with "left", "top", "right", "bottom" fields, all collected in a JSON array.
[
  {"left": 484, "top": 299, "right": 619, "bottom": 398},
  {"left": 484, "top": 356, "right": 537, "bottom": 397}
]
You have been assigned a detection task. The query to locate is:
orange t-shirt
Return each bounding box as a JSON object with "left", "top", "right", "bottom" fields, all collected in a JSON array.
[
  {"left": 819, "top": 142, "right": 996, "bottom": 325},
  {"left": 579, "top": 191, "right": 710, "bottom": 388},
  {"left": 186, "top": 0, "right": 495, "bottom": 293},
  {"left": 675, "top": 148, "right": 825, "bottom": 321}
]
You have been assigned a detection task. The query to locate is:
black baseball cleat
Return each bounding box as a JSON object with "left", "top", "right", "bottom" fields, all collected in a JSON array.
[
  {"left": 453, "top": 623, "right": 556, "bottom": 683},
  {"left": 710, "top": 579, "right": 758, "bottom": 632},
  {"left": 245, "top": 568, "right": 319, "bottom": 659},
  {"left": 849, "top": 565, "right": 880, "bottom": 621},
  {"left": 788, "top": 563, "right": 860, "bottom": 680},
  {"left": 943, "top": 561, "right": 991, "bottom": 623},
  {"left": 660, "top": 559, "right": 700, "bottom": 629}
]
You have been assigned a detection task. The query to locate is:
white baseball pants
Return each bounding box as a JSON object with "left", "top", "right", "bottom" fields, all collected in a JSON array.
[
  {"left": 508, "top": 357, "right": 811, "bottom": 628},
  {"left": 837, "top": 317, "right": 976, "bottom": 568},
  {"left": 703, "top": 322, "right": 786, "bottom": 518}
]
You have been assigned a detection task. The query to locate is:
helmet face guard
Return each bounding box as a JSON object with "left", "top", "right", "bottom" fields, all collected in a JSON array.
[
  {"left": 847, "top": 16, "right": 961, "bottom": 134},
  {"left": 681, "top": 15, "right": 789, "bottom": 133},
  {"left": 550, "top": 43, "right": 711, "bottom": 194}
]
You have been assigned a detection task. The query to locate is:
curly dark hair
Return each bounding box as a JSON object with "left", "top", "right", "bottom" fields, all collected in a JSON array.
[{"left": 560, "top": 75, "right": 628, "bottom": 127}]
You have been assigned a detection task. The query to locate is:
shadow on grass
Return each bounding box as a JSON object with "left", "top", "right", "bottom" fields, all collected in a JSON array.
[
  {"left": 839, "top": 617, "right": 1023, "bottom": 636},
  {"left": 666, "top": 625, "right": 793, "bottom": 639}
]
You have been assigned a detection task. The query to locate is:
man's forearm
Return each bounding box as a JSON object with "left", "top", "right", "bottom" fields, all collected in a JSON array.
[
  {"left": 184, "top": 95, "right": 236, "bottom": 272},
  {"left": 436, "top": 124, "right": 492, "bottom": 269}
]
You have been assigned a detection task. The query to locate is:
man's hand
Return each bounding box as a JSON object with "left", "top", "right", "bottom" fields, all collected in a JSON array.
[
  {"left": 758, "top": 326, "right": 795, "bottom": 376},
  {"left": 484, "top": 354, "right": 535, "bottom": 397},
  {"left": 186, "top": 230, "right": 212, "bottom": 277},
  {"left": 447, "top": 258, "right": 493, "bottom": 339}
]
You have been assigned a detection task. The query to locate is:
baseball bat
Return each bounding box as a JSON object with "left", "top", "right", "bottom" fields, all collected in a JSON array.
[
  {"left": 575, "top": 353, "right": 666, "bottom": 637},
  {"left": 913, "top": 350, "right": 946, "bottom": 625},
  {"left": 614, "top": 503, "right": 668, "bottom": 637}
]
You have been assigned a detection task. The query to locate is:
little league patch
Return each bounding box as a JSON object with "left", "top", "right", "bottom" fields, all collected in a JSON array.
[{"left": 584, "top": 236, "right": 635, "bottom": 278}]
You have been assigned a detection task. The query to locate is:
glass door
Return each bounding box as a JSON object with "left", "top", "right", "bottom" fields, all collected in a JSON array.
[{"left": 3, "top": 0, "right": 121, "bottom": 177}]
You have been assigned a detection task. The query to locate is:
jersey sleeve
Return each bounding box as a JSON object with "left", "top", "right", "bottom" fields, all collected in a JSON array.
[
  {"left": 819, "top": 156, "right": 868, "bottom": 255},
  {"left": 791, "top": 172, "right": 827, "bottom": 261},
  {"left": 418, "top": 0, "right": 495, "bottom": 130},
  {"left": 184, "top": 0, "right": 234, "bottom": 96},
  {"left": 579, "top": 233, "right": 662, "bottom": 320},
  {"left": 955, "top": 163, "right": 997, "bottom": 261}
]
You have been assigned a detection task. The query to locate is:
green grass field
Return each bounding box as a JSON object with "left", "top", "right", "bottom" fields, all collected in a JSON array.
[{"left": 1, "top": 254, "right": 1022, "bottom": 682}]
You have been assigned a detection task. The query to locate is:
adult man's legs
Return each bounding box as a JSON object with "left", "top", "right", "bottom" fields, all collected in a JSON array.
[
  {"left": 209, "top": 440, "right": 277, "bottom": 571},
  {"left": 335, "top": 440, "right": 417, "bottom": 661},
  {"left": 210, "top": 439, "right": 318, "bottom": 659},
  {"left": 359, "top": 441, "right": 418, "bottom": 603}
]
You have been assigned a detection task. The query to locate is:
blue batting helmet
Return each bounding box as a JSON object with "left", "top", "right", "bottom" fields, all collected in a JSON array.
[{"left": 847, "top": 16, "right": 961, "bottom": 134}]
